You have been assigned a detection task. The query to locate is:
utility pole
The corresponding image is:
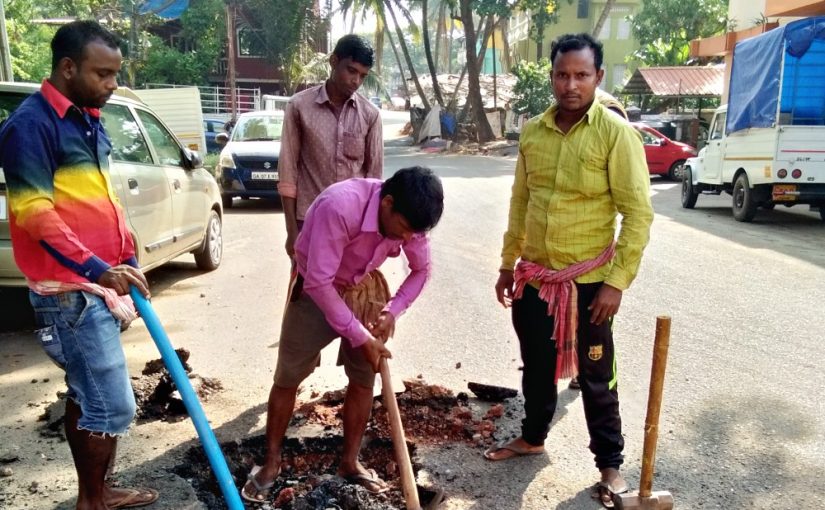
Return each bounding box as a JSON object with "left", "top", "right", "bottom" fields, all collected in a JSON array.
[
  {"left": 0, "top": 0, "right": 13, "bottom": 81},
  {"left": 225, "top": 2, "right": 237, "bottom": 120},
  {"left": 129, "top": 1, "right": 139, "bottom": 87}
]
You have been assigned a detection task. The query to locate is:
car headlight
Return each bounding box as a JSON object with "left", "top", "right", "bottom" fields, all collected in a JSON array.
[{"left": 219, "top": 151, "right": 236, "bottom": 169}]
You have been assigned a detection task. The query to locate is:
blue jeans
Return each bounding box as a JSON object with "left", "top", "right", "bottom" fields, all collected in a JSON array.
[{"left": 30, "top": 290, "right": 136, "bottom": 436}]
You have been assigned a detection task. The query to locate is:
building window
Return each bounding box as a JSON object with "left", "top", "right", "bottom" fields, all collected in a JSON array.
[
  {"left": 237, "top": 26, "right": 265, "bottom": 58},
  {"left": 613, "top": 64, "right": 627, "bottom": 88},
  {"left": 598, "top": 18, "right": 612, "bottom": 40},
  {"left": 617, "top": 19, "right": 631, "bottom": 40},
  {"left": 578, "top": 0, "right": 589, "bottom": 19}
]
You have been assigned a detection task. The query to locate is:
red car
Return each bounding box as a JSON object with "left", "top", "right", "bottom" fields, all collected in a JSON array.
[{"left": 632, "top": 123, "right": 697, "bottom": 180}]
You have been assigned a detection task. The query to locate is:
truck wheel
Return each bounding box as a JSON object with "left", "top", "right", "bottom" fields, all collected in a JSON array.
[
  {"left": 222, "top": 195, "right": 233, "bottom": 209},
  {"left": 681, "top": 168, "right": 699, "bottom": 209},
  {"left": 732, "top": 173, "right": 757, "bottom": 222},
  {"left": 668, "top": 159, "right": 686, "bottom": 181},
  {"left": 195, "top": 210, "right": 223, "bottom": 271}
]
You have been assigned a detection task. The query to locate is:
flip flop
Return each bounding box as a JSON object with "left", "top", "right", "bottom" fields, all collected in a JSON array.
[
  {"left": 590, "top": 480, "right": 629, "bottom": 509},
  {"left": 106, "top": 487, "right": 159, "bottom": 509},
  {"left": 241, "top": 465, "right": 277, "bottom": 503},
  {"left": 340, "top": 468, "right": 389, "bottom": 494},
  {"left": 483, "top": 442, "right": 545, "bottom": 461},
  {"left": 568, "top": 377, "right": 581, "bottom": 390}
]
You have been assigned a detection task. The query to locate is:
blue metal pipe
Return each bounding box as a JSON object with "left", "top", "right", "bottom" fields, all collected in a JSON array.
[{"left": 130, "top": 287, "right": 244, "bottom": 510}]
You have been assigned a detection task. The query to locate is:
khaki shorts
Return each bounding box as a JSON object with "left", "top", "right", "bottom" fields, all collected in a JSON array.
[{"left": 273, "top": 281, "right": 378, "bottom": 389}]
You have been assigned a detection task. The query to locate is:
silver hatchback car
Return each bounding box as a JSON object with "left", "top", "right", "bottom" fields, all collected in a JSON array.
[{"left": 0, "top": 82, "right": 224, "bottom": 286}]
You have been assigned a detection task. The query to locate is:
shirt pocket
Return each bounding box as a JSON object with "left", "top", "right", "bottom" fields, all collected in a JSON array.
[
  {"left": 576, "top": 153, "right": 610, "bottom": 198},
  {"left": 35, "top": 325, "right": 67, "bottom": 369},
  {"left": 342, "top": 131, "right": 365, "bottom": 161}
]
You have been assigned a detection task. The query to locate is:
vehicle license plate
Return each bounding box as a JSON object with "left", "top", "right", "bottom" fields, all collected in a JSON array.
[
  {"left": 251, "top": 171, "right": 278, "bottom": 180},
  {"left": 0, "top": 196, "right": 6, "bottom": 220},
  {"left": 772, "top": 184, "right": 797, "bottom": 201}
]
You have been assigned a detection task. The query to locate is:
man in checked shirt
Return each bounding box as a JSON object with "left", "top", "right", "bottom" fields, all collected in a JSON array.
[{"left": 277, "top": 34, "right": 384, "bottom": 259}]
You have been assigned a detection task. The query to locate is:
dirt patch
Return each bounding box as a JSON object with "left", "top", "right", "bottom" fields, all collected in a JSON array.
[
  {"left": 34, "top": 349, "right": 224, "bottom": 440},
  {"left": 175, "top": 379, "right": 506, "bottom": 509},
  {"left": 132, "top": 348, "right": 224, "bottom": 422}
]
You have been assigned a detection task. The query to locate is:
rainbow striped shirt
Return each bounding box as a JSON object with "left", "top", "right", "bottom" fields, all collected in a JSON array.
[{"left": 0, "top": 80, "right": 136, "bottom": 285}]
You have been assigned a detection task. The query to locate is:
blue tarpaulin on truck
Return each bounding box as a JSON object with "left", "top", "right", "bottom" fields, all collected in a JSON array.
[
  {"left": 139, "top": 0, "right": 190, "bottom": 19},
  {"left": 727, "top": 16, "right": 825, "bottom": 134}
]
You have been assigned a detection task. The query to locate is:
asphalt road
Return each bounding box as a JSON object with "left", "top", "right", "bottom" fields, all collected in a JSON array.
[{"left": 1, "top": 112, "right": 824, "bottom": 509}]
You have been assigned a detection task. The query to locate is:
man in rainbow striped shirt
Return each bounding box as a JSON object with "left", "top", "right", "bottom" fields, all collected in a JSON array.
[{"left": 0, "top": 21, "right": 156, "bottom": 510}]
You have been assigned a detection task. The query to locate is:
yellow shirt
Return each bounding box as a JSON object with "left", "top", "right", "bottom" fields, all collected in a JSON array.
[{"left": 501, "top": 100, "right": 653, "bottom": 291}]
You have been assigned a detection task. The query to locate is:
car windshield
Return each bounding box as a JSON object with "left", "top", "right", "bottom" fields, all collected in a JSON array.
[{"left": 232, "top": 115, "right": 283, "bottom": 142}]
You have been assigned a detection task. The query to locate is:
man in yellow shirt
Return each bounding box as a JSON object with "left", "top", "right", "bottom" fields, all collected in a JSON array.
[{"left": 486, "top": 33, "right": 653, "bottom": 509}]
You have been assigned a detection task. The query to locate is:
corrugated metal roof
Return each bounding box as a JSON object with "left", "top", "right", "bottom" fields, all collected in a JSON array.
[{"left": 621, "top": 66, "right": 724, "bottom": 97}]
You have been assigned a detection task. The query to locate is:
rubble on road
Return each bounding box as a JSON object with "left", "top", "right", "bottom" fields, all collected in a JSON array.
[
  {"left": 408, "top": 73, "right": 517, "bottom": 110},
  {"left": 176, "top": 378, "right": 509, "bottom": 509},
  {"left": 132, "top": 348, "right": 224, "bottom": 422}
]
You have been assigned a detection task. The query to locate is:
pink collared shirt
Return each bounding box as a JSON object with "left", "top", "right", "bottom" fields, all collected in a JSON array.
[
  {"left": 295, "top": 179, "right": 431, "bottom": 347},
  {"left": 277, "top": 83, "right": 383, "bottom": 220}
]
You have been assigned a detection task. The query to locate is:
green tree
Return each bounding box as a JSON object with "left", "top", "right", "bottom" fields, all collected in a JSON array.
[
  {"left": 511, "top": 58, "right": 552, "bottom": 116},
  {"left": 138, "top": 0, "right": 225, "bottom": 86},
  {"left": 517, "top": 0, "right": 566, "bottom": 60},
  {"left": 629, "top": 0, "right": 728, "bottom": 66}
]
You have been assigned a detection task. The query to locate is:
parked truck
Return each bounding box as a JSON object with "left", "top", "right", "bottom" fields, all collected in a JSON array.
[{"left": 682, "top": 16, "right": 825, "bottom": 222}]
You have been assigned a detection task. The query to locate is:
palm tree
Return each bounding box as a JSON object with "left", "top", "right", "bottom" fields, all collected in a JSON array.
[
  {"left": 339, "top": 0, "right": 429, "bottom": 109},
  {"left": 458, "top": 0, "right": 494, "bottom": 142},
  {"left": 384, "top": 0, "right": 430, "bottom": 109}
]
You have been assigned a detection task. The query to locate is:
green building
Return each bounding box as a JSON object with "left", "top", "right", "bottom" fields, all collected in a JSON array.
[{"left": 508, "top": 0, "right": 642, "bottom": 93}]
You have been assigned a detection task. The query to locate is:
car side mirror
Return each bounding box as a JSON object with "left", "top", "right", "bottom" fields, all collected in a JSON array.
[
  {"left": 181, "top": 148, "right": 203, "bottom": 170},
  {"left": 659, "top": 138, "right": 669, "bottom": 146},
  {"left": 216, "top": 132, "right": 229, "bottom": 147}
]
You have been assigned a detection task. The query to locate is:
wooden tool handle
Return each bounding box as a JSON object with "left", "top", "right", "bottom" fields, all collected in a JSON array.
[
  {"left": 639, "top": 316, "right": 671, "bottom": 498},
  {"left": 379, "top": 358, "right": 421, "bottom": 510}
]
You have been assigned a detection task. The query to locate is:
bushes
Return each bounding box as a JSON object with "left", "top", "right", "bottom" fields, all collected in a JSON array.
[{"left": 511, "top": 58, "right": 554, "bottom": 118}]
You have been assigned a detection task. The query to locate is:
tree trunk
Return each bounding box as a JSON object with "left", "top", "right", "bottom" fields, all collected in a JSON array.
[
  {"left": 499, "top": 17, "right": 512, "bottom": 72},
  {"left": 386, "top": 0, "right": 430, "bottom": 110},
  {"left": 383, "top": 20, "right": 410, "bottom": 99},
  {"left": 459, "top": 0, "right": 495, "bottom": 142},
  {"left": 374, "top": 17, "right": 384, "bottom": 78},
  {"left": 422, "top": 0, "right": 444, "bottom": 106},
  {"left": 447, "top": 7, "right": 455, "bottom": 73},
  {"left": 434, "top": 2, "right": 446, "bottom": 74},
  {"left": 447, "top": 15, "right": 493, "bottom": 111},
  {"left": 592, "top": 0, "right": 617, "bottom": 38}
]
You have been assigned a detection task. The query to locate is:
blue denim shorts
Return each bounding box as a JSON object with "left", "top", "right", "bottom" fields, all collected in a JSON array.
[{"left": 30, "top": 290, "right": 136, "bottom": 436}]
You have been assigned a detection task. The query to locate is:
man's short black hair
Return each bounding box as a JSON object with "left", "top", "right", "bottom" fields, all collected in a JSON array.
[
  {"left": 51, "top": 20, "right": 120, "bottom": 71},
  {"left": 381, "top": 166, "right": 444, "bottom": 232},
  {"left": 332, "top": 34, "right": 375, "bottom": 68},
  {"left": 550, "top": 33, "right": 604, "bottom": 71}
]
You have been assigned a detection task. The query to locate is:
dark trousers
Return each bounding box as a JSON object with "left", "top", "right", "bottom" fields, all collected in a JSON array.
[{"left": 512, "top": 282, "right": 624, "bottom": 470}]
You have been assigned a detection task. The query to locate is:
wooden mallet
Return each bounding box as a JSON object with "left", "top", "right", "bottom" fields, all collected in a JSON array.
[
  {"left": 613, "top": 316, "right": 674, "bottom": 510},
  {"left": 379, "top": 358, "right": 422, "bottom": 510}
]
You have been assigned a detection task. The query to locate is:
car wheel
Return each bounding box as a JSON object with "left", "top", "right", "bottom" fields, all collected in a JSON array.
[
  {"left": 668, "top": 159, "right": 686, "bottom": 181},
  {"left": 195, "top": 210, "right": 223, "bottom": 271},
  {"left": 681, "top": 167, "right": 699, "bottom": 209},
  {"left": 732, "top": 173, "right": 757, "bottom": 222},
  {"left": 222, "top": 195, "right": 233, "bottom": 209}
]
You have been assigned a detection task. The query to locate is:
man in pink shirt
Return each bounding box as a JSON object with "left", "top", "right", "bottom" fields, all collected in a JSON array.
[
  {"left": 242, "top": 168, "right": 444, "bottom": 502},
  {"left": 278, "top": 34, "right": 384, "bottom": 258}
]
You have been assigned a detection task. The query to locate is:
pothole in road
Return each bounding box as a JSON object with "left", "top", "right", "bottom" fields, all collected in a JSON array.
[{"left": 173, "top": 378, "right": 509, "bottom": 509}]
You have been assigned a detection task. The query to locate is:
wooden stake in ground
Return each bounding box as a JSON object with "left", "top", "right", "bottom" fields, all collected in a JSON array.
[
  {"left": 379, "top": 358, "right": 422, "bottom": 510},
  {"left": 614, "top": 316, "right": 674, "bottom": 510}
]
